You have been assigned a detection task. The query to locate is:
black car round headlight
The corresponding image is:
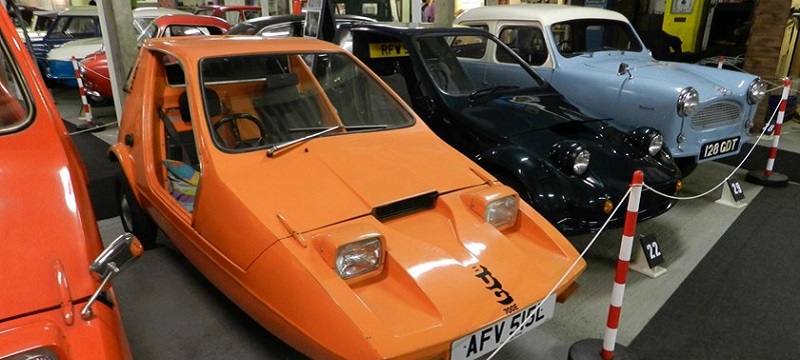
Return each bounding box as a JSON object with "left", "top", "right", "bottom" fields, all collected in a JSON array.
[
  {"left": 747, "top": 78, "right": 767, "bottom": 105},
  {"left": 627, "top": 127, "right": 664, "bottom": 157},
  {"left": 550, "top": 141, "right": 590, "bottom": 176},
  {"left": 677, "top": 87, "right": 699, "bottom": 117}
]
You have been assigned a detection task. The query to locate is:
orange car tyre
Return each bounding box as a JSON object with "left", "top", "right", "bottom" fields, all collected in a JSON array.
[{"left": 116, "top": 172, "right": 158, "bottom": 248}]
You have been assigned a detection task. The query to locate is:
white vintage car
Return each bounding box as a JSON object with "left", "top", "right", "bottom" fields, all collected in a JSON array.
[
  {"left": 455, "top": 4, "right": 767, "bottom": 175},
  {"left": 15, "top": 9, "right": 56, "bottom": 43},
  {"left": 46, "top": 7, "right": 189, "bottom": 86}
]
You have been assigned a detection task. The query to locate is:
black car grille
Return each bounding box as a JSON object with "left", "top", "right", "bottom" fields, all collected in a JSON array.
[
  {"left": 374, "top": 191, "right": 438, "bottom": 221},
  {"left": 691, "top": 101, "right": 742, "bottom": 129}
]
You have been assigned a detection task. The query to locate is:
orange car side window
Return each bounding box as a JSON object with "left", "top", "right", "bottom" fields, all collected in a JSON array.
[{"left": 0, "top": 39, "right": 28, "bottom": 130}]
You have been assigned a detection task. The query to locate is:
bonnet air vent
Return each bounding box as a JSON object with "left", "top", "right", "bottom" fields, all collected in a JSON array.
[{"left": 374, "top": 191, "right": 439, "bottom": 221}]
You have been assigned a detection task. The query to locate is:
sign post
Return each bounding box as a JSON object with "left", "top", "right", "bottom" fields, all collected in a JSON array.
[
  {"left": 630, "top": 234, "right": 667, "bottom": 278},
  {"left": 715, "top": 178, "right": 748, "bottom": 208}
]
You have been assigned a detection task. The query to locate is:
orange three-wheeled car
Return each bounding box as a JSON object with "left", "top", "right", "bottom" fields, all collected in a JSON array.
[
  {"left": 0, "top": 8, "right": 140, "bottom": 360},
  {"left": 111, "top": 35, "right": 587, "bottom": 359}
]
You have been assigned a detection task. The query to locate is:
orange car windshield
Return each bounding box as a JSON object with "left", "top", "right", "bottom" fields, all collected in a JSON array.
[{"left": 199, "top": 51, "right": 414, "bottom": 151}]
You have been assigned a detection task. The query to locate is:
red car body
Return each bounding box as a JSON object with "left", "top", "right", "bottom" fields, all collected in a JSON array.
[
  {"left": 79, "top": 14, "right": 230, "bottom": 104},
  {"left": 0, "top": 7, "right": 132, "bottom": 360}
]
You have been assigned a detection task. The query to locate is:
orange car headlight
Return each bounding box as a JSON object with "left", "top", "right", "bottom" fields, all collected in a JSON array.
[
  {"left": 336, "top": 238, "right": 382, "bottom": 280},
  {"left": 485, "top": 195, "right": 518, "bottom": 230},
  {"left": 466, "top": 185, "right": 520, "bottom": 231},
  {"left": 315, "top": 224, "right": 385, "bottom": 283},
  {"left": 5, "top": 348, "right": 60, "bottom": 360}
]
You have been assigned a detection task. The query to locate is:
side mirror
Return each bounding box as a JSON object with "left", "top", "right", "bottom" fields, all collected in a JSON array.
[
  {"left": 80, "top": 233, "right": 143, "bottom": 320},
  {"left": 617, "top": 62, "right": 633, "bottom": 79}
]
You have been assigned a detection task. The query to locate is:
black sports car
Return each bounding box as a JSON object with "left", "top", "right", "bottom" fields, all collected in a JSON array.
[
  {"left": 226, "top": 13, "right": 376, "bottom": 36},
  {"left": 336, "top": 24, "right": 683, "bottom": 235}
]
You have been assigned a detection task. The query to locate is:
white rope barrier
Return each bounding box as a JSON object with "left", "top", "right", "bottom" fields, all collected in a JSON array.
[{"left": 487, "top": 187, "right": 633, "bottom": 359}]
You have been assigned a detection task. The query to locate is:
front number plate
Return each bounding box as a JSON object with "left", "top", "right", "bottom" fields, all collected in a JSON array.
[
  {"left": 450, "top": 294, "right": 556, "bottom": 360},
  {"left": 699, "top": 136, "right": 740, "bottom": 160}
]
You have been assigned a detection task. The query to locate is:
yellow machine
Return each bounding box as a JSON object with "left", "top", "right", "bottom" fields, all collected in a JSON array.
[{"left": 662, "top": 0, "right": 708, "bottom": 53}]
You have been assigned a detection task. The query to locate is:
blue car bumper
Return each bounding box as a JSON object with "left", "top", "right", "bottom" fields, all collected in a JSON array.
[{"left": 47, "top": 59, "right": 78, "bottom": 87}]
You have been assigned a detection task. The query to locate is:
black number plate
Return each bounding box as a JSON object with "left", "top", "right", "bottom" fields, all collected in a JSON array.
[{"left": 699, "top": 136, "right": 740, "bottom": 160}]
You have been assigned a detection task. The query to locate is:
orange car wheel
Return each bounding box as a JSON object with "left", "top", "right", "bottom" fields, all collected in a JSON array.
[{"left": 116, "top": 172, "right": 158, "bottom": 249}]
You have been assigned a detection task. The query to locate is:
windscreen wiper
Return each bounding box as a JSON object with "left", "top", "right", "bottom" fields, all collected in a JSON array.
[
  {"left": 267, "top": 125, "right": 342, "bottom": 158},
  {"left": 468, "top": 85, "right": 519, "bottom": 102},
  {"left": 288, "top": 124, "right": 388, "bottom": 133}
]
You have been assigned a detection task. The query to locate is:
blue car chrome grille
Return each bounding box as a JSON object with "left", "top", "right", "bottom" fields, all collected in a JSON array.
[
  {"left": 691, "top": 101, "right": 742, "bottom": 129},
  {"left": 374, "top": 191, "right": 438, "bottom": 221}
]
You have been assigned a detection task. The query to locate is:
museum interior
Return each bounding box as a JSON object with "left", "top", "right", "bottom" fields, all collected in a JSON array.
[{"left": 3, "top": 0, "right": 800, "bottom": 359}]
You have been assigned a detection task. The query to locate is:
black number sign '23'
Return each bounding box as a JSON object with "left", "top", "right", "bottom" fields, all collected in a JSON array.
[{"left": 473, "top": 265, "right": 515, "bottom": 307}]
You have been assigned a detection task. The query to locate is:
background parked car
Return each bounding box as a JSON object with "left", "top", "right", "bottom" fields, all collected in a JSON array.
[
  {"left": 28, "top": 7, "right": 100, "bottom": 81},
  {"left": 192, "top": 4, "right": 261, "bottom": 25},
  {"left": 338, "top": 24, "right": 682, "bottom": 235},
  {"left": 78, "top": 13, "right": 230, "bottom": 105},
  {"left": 6, "top": 1, "right": 44, "bottom": 25},
  {"left": 14, "top": 9, "right": 55, "bottom": 43},
  {"left": 0, "top": 8, "right": 139, "bottom": 359},
  {"left": 226, "top": 13, "right": 376, "bottom": 36},
  {"left": 455, "top": 4, "right": 767, "bottom": 176},
  {"left": 46, "top": 7, "right": 189, "bottom": 87}
]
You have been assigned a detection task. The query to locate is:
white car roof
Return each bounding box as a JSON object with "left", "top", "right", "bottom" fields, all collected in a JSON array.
[
  {"left": 57, "top": 7, "right": 98, "bottom": 17},
  {"left": 456, "top": 4, "right": 630, "bottom": 26},
  {"left": 133, "top": 7, "right": 191, "bottom": 19}
]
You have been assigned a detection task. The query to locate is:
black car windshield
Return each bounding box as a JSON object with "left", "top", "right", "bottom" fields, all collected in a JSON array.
[
  {"left": 414, "top": 33, "right": 544, "bottom": 96},
  {"left": 551, "top": 19, "right": 643, "bottom": 58},
  {"left": 199, "top": 51, "right": 414, "bottom": 151}
]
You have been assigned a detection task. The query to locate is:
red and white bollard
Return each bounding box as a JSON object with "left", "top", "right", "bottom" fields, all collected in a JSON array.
[
  {"left": 71, "top": 56, "right": 97, "bottom": 131},
  {"left": 747, "top": 78, "right": 791, "bottom": 187},
  {"left": 600, "top": 169, "right": 643, "bottom": 359},
  {"left": 717, "top": 56, "right": 724, "bottom": 69},
  {"left": 568, "top": 170, "right": 644, "bottom": 360}
]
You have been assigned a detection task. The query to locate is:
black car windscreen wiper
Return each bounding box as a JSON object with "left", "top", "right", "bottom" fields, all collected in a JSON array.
[{"left": 468, "top": 85, "right": 519, "bottom": 101}]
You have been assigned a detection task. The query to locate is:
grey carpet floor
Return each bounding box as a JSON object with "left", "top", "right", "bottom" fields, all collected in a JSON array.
[{"left": 629, "top": 184, "right": 800, "bottom": 359}]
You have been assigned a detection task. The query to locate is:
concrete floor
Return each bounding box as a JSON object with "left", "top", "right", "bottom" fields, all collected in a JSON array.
[{"left": 56, "top": 85, "right": 799, "bottom": 359}]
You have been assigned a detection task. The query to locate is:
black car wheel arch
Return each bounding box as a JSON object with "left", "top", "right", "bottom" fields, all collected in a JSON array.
[{"left": 116, "top": 171, "right": 158, "bottom": 249}]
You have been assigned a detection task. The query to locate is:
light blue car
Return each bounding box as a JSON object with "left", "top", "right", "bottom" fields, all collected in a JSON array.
[{"left": 455, "top": 4, "right": 767, "bottom": 175}]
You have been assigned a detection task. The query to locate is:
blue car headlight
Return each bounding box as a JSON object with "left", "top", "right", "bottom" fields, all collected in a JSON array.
[
  {"left": 747, "top": 78, "right": 767, "bottom": 104},
  {"left": 677, "top": 87, "right": 699, "bottom": 117},
  {"left": 550, "top": 141, "right": 590, "bottom": 176}
]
